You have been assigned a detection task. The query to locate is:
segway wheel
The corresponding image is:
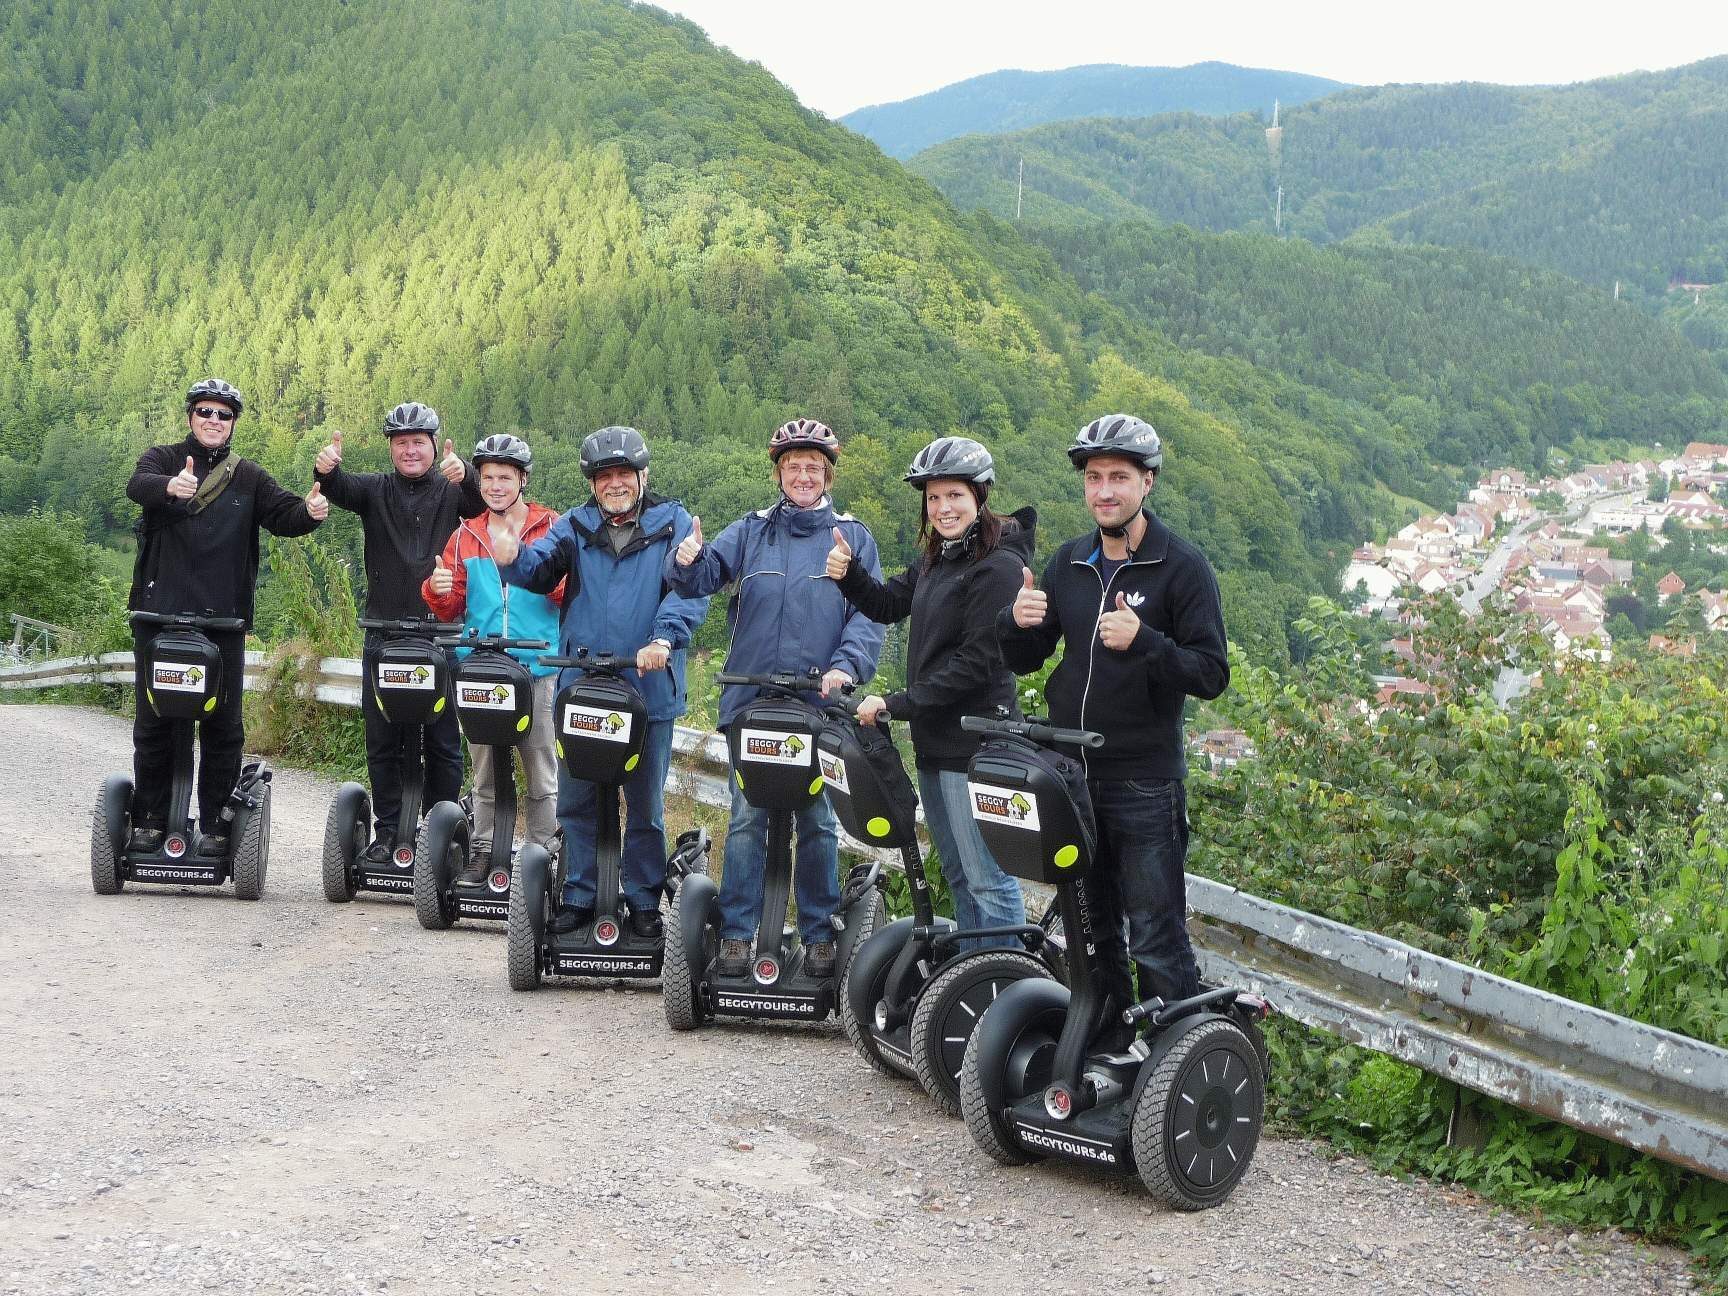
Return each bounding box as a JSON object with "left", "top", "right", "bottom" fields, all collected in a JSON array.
[
  {"left": 838, "top": 884, "right": 885, "bottom": 978},
  {"left": 840, "top": 920, "right": 913, "bottom": 1080},
  {"left": 413, "top": 804, "right": 465, "bottom": 931},
  {"left": 662, "top": 881, "right": 714, "bottom": 1031},
  {"left": 90, "top": 776, "right": 132, "bottom": 896},
  {"left": 507, "top": 846, "right": 549, "bottom": 991},
  {"left": 958, "top": 978, "right": 1070, "bottom": 1166},
  {"left": 910, "top": 949, "right": 1048, "bottom": 1117},
  {"left": 1132, "top": 1017, "right": 1265, "bottom": 1210},
  {"left": 231, "top": 780, "right": 271, "bottom": 901},
  {"left": 320, "top": 784, "right": 368, "bottom": 903}
]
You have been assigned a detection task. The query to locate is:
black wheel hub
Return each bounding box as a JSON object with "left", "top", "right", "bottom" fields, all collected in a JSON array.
[{"left": 1172, "top": 1045, "right": 1254, "bottom": 1189}]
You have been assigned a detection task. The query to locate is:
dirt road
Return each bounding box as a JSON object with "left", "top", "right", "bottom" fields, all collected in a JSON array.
[{"left": 0, "top": 705, "right": 1697, "bottom": 1295}]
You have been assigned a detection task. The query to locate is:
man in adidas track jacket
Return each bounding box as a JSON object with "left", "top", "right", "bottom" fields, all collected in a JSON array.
[{"left": 997, "top": 414, "right": 1228, "bottom": 1014}]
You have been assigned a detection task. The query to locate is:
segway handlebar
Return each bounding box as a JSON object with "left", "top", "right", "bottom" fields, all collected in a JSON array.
[
  {"left": 129, "top": 611, "right": 248, "bottom": 633},
  {"left": 716, "top": 668, "right": 829, "bottom": 696},
  {"left": 359, "top": 617, "right": 464, "bottom": 638},
  {"left": 820, "top": 687, "right": 891, "bottom": 725},
  {"left": 960, "top": 713, "right": 1104, "bottom": 750},
  {"left": 540, "top": 649, "right": 631, "bottom": 677},
  {"left": 436, "top": 628, "right": 550, "bottom": 654}
]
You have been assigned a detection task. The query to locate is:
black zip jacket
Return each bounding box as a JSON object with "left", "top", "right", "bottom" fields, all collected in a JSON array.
[
  {"left": 314, "top": 460, "right": 484, "bottom": 619},
  {"left": 996, "top": 510, "right": 1228, "bottom": 781},
  {"left": 127, "top": 437, "right": 319, "bottom": 627},
  {"left": 838, "top": 508, "right": 1037, "bottom": 771}
]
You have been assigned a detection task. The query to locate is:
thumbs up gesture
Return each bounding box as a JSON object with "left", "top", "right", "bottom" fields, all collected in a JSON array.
[
  {"left": 305, "top": 481, "right": 329, "bottom": 523},
  {"left": 1012, "top": 566, "right": 1048, "bottom": 628},
  {"left": 825, "top": 526, "right": 853, "bottom": 581},
  {"left": 438, "top": 438, "right": 465, "bottom": 483},
  {"left": 315, "top": 429, "right": 343, "bottom": 475},
  {"left": 675, "top": 516, "right": 704, "bottom": 568},
  {"left": 491, "top": 517, "right": 521, "bottom": 567},
  {"left": 166, "top": 455, "right": 199, "bottom": 501},
  {"left": 428, "top": 552, "right": 454, "bottom": 596},
  {"left": 1097, "top": 589, "right": 1142, "bottom": 651}
]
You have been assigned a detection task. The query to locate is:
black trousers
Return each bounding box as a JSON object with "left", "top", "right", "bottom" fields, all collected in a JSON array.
[
  {"left": 361, "top": 636, "right": 464, "bottom": 844},
  {"left": 132, "top": 627, "right": 247, "bottom": 832}
]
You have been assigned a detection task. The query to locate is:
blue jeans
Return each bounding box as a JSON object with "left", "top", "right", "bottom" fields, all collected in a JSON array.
[
  {"left": 719, "top": 776, "right": 840, "bottom": 946},
  {"left": 918, "top": 765, "right": 1025, "bottom": 949},
  {"left": 1088, "top": 777, "right": 1201, "bottom": 1006},
  {"left": 558, "top": 717, "right": 676, "bottom": 913}
]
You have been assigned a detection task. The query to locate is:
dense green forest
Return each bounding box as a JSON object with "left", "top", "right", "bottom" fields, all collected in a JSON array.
[
  {"left": 840, "top": 61, "right": 1346, "bottom": 159},
  {"left": 910, "top": 58, "right": 1728, "bottom": 314}
]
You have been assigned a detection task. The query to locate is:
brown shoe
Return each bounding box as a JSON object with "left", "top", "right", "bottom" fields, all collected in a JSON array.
[
  {"left": 804, "top": 940, "right": 837, "bottom": 978},
  {"left": 457, "top": 847, "right": 489, "bottom": 887},
  {"left": 716, "top": 939, "right": 750, "bottom": 977}
]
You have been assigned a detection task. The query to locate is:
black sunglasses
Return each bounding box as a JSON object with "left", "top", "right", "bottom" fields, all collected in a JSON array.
[{"left": 192, "top": 406, "right": 237, "bottom": 422}]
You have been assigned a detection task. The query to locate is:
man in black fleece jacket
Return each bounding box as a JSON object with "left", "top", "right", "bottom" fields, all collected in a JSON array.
[
  {"left": 314, "top": 402, "right": 484, "bottom": 857},
  {"left": 126, "top": 378, "right": 327, "bottom": 854},
  {"left": 997, "top": 414, "right": 1228, "bottom": 1010}
]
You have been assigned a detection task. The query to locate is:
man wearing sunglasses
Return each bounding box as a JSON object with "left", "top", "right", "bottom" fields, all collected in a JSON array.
[{"left": 125, "top": 378, "right": 328, "bottom": 856}]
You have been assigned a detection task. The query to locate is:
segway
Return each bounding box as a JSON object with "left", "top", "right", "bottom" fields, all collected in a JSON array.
[
  {"left": 956, "top": 713, "right": 1270, "bottom": 1210},
  {"left": 413, "top": 628, "right": 549, "bottom": 930},
  {"left": 320, "top": 617, "right": 460, "bottom": 904},
  {"left": 823, "top": 693, "right": 1063, "bottom": 1115},
  {"left": 91, "top": 611, "right": 272, "bottom": 900},
  {"left": 507, "top": 649, "right": 711, "bottom": 988},
  {"left": 663, "top": 669, "right": 885, "bottom": 1029}
]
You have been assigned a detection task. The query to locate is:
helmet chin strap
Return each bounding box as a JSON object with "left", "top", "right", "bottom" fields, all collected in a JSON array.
[{"left": 1100, "top": 522, "right": 1130, "bottom": 539}]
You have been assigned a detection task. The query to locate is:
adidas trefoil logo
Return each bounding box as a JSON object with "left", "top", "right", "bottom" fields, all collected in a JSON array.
[{"left": 1122, "top": 591, "right": 1146, "bottom": 608}]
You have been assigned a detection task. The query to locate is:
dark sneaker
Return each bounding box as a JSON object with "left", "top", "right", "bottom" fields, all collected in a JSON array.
[
  {"left": 804, "top": 940, "right": 837, "bottom": 978},
  {"left": 628, "top": 909, "right": 663, "bottom": 940},
  {"left": 195, "top": 832, "right": 229, "bottom": 858},
  {"left": 457, "top": 847, "right": 490, "bottom": 887},
  {"left": 551, "top": 904, "right": 593, "bottom": 936},
  {"left": 716, "top": 938, "right": 751, "bottom": 977},
  {"left": 127, "top": 827, "right": 164, "bottom": 854},
  {"left": 360, "top": 840, "right": 391, "bottom": 867}
]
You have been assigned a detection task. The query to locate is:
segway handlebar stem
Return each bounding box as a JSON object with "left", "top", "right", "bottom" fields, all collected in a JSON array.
[
  {"left": 960, "top": 713, "right": 1104, "bottom": 750},
  {"left": 129, "top": 610, "right": 248, "bottom": 633}
]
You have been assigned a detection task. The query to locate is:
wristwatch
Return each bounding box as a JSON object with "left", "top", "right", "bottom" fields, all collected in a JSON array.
[{"left": 651, "top": 637, "right": 672, "bottom": 650}]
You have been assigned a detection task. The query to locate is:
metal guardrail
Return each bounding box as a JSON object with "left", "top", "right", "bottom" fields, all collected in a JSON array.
[{"left": 5, "top": 649, "right": 1726, "bottom": 1183}]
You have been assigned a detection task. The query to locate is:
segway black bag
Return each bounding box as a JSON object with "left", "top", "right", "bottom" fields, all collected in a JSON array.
[
  {"left": 966, "top": 735, "right": 1097, "bottom": 884},
  {"left": 816, "top": 715, "right": 918, "bottom": 848},
  {"left": 372, "top": 636, "right": 450, "bottom": 725},
  {"left": 554, "top": 673, "right": 647, "bottom": 784},
  {"left": 453, "top": 648, "right": 536, "bottom": 747},
  {"left": 728, "top": 696, "right": 823, "bottom": 812},
  {"left": 142, "top": 629, "right": 223, "bottom": 720}
]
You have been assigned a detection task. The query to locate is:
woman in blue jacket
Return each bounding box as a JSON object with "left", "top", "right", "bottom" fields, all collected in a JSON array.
[
  {"left": 664, "top": 419, "right": 886, "bottom": 979},
  {"left": 497, "top": 427, "right": 709, "bottom": 937}
]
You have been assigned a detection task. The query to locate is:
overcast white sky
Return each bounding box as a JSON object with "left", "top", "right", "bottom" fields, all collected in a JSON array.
[{"left": 655, "top": 0, "right": 1728, "bottom": 117}]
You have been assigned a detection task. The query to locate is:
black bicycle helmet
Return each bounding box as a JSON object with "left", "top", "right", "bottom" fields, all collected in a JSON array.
[
  {"left": 904, "top": 436, "right": 995, "bottom": 488},
  {"left": 384, "top": 402, "right": 440, "bottom": 436},
  {"left": 580, "top": 426, "right": 650, "bottom": 478},
  {"left": 473, "top": 433, "right": 532, "bottom": 475},
  {"left": 185, "top": 378, "right": 244, "bottom": 415},
  {"left": 768, "top": 417, "right": 840, "bottom": 464},
  {"left": 1067, "top": 414, "right": 1162, "bottom": 471}
]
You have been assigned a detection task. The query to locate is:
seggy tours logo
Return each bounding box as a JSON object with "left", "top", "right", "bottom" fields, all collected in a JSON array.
[
  {"left": 739, "top": 729, "right": 811, "bottom": 766},
  {"left": 967, "top": 782, "right": 1041, "bottom": 832}
]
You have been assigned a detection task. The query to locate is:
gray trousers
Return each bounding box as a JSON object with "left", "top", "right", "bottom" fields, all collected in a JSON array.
[{"left": 471, "top": 674, "right": 559, "bottom": 853}]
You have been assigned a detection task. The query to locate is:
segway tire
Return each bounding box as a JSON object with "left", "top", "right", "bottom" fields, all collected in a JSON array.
[
  {"left": 413, "top": 804, "right": 465, "bottom": 931},
  {"left": 958, "top": 978, "right": 1070, "bottom": 1166},
  {"left": 662, "top": 882, "right": 711, "bottom": 1031},
  {"left": 507, "top": 847, "right": 548, "bottom": 991},
  {"left": 910, "top": 949, "right": 1047, "bottom": 1117},
  {"left": 1132, "top": 1017, "right": 1265, "bottom": 1210},
  {"left": 838, "top": 885, "right": 885, "bottom": 977},
  {"left": 840, "top": 920, "right": 913, "bottom": 1080},
  {"left": 320, "top": 785, "right": 367, "bottom": 903},
  {"left": 90, "top": 777, "right": 131, "bottom": 896},
  {"left": 231, "top": 781, "right": 271, "bottom": 901}
]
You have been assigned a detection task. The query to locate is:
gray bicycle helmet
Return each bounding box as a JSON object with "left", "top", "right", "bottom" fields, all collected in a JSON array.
[
  {"left": 904, "top": 436, "right": 995, "bottom": 488},
  {"left": 580, "top": 426, "right": 650, "bottom": 478},
  {"left": 1067, "top": 414, "right": 1162, "bottom": 471},
  {"left": 473, "top": 433, "right": 532, "bottom": 475},
  {"left": 768, "top": 417, "right": 840, "bottom": 464},
  {"left": 185, "top": 378, "right": 244, "bottom": 415},
  {"left": 384, "top": 402, "right": 441, "bottom": 436}
]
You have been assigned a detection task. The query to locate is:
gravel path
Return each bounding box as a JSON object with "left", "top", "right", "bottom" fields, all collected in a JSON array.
[{"left": 0, "top": 704, "right": 1698, "bottom": 1295}]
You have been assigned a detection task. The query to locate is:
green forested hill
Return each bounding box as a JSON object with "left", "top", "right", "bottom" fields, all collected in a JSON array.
[
  {"left": 839, "top": 62, "right": 1346, "bottom": 159},
  {"left": 908, "top": 59, "right": 1728, "bottom": 306},
  {"left": 2, "top": 0, "right": 1722, "bottom": 667}
]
